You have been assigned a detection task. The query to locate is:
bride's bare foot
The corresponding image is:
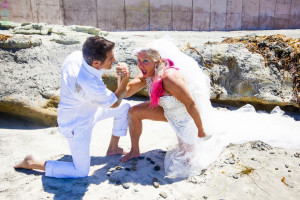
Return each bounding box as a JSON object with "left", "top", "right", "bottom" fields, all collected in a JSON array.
[
  {"left": 14, "top": 155, "right": 35, "bottom": 169},
  {"left": 106, "top": 147, "right": 127, "bottom": 156},
  {"left": 121, "top": 150, "right": 140, "bottom": 162}
]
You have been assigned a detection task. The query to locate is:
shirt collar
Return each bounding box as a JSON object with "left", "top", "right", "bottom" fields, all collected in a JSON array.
[{"left": 82, "top": 56, "right": 104, "bottom": 78}]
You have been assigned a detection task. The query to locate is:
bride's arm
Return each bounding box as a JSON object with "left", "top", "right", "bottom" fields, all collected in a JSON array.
[
  {"left": 163, "top": 70, "right": 206, "bottom": 138},
  {"left": 124, "top": 72, "right": 147, "bottom": 98}
]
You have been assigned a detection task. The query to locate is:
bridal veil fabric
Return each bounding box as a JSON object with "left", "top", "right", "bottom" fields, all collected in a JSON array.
[{"left": 137, "top": 38, "right": 300, "bottom": 178}]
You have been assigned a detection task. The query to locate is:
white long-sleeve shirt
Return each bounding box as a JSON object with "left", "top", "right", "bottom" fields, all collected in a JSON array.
[{"left": 57, "top": 51, "right": 117, "bottom": 135}]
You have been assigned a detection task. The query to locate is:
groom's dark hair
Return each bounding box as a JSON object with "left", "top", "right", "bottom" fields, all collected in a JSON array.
[{"left": 82, "top": 36, "right": 115, "bottom": 66}]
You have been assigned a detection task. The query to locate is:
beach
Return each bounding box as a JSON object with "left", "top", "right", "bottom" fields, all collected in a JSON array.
[{"left": 1, "top": 98, "right": 300, "bottom": 200}]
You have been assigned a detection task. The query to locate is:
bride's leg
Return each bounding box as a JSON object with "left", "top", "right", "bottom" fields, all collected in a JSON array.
[{"left": 121, "top": 101, "right": 167, "bottom": 162}]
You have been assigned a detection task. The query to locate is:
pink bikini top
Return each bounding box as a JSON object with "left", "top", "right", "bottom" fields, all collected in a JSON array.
[{"left": 149, "top": 59, "right": 178, "bottom": 108}]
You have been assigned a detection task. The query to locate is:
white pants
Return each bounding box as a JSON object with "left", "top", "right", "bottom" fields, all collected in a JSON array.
[{"left": 45, "top": 103, "right": 130, "bottom": 178}]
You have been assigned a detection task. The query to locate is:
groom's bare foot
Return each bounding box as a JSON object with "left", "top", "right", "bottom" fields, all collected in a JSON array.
[
  {"left": 14, "top": 155, "right": 35, "bottom": 169},
  {"left": 106, "top": 147, "right": 127, "bottom": 156},
  {"left": 121, "top": 150, "right": 140, "bottom": 162}
]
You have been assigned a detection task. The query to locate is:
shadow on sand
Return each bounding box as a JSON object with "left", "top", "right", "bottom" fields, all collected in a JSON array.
[{"left": 15, "top": 149, "right": 183, "bottom": 200}]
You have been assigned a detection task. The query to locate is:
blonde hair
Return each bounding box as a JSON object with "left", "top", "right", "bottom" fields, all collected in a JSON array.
[{"left": 138, "top": 48, "right": 165, "bottom": 77}]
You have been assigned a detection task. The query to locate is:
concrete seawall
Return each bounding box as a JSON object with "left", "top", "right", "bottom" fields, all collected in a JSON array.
[{"left": 2, "top": 0, "right": 300, "bottom": 31}]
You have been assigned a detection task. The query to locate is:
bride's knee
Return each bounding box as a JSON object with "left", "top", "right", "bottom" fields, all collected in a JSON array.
[{"left": 129, "top": 106, "right": 139, "bottom": 119}]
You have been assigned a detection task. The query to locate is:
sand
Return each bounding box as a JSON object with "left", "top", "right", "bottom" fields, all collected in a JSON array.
[{"left": 1, "top": 98, "right": 300, "bottom": 200}]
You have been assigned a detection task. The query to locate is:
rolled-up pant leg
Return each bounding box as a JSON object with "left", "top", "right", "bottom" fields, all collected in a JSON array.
[
  {"left": 45, "top": 129, "right": 92, "bottom": 178},
  {"left": 94, "top": 102, "right": 130, "bottom": 137}
]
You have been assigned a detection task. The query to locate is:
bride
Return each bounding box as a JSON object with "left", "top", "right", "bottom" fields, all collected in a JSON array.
[{"left": 121, "top": 38, "right": 300, "bottom": 178}]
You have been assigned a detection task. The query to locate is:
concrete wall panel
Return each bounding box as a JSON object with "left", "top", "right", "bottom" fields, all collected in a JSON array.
[
  {"left": 210, "top": 13, "right": 226, "bottom": 30},
  {"left": 97, "top": 0, "right": 125, "bottom": 31},
  {"left": 242, "top": 0, "right": 259, "bottom": 30},
  {"left": 125, "top": 0, "right": 149, "bottom": 30},
  {"left": 36, "top": 0, "right": 63, "bottom": 24},
  {"left": 172, "top": 0, "right": 192, "bottom": 30},
  {"left": 274, "top": 0, "right": 292, "bottom": 28},
  {"left": 259, "top": 0, "right": 276, "bottom": 29},
  {"left": 289, "top": 0, "right": 300, "bottom": 28},
  {"left": 211, "top": 0, "right": 226, "bottom": 13},
  {"left": 63, "top": 0, "right": 97, "bottom": 27},
  {"left": 193, "top": 0, "right": 211, "bottom": 13},
  {"left": 150, "top": 0, "right": 172, "bottom": 30},
  {"left": 193, "top": 12, "right": 210, "bottom": 31},
  {"left": 226, "top": 13, "right": 242, "bottom": 30},
  {"left": 227, "top": 0, "right": 242, "bottom": 14},
  {"left": 9, "top": 0, "right": 33, "bottom": 23},
  {"left": 226, "top": 0, "right": 242, "bottom": 30}
]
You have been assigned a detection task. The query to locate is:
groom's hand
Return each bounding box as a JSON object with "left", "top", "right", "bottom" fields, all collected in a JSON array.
[{"left": 116, "top": 62, "right": 129, "bottom": 78}]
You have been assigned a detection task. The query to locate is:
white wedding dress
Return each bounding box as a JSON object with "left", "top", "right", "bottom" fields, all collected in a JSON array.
[{"left": 142, "top": 38, "right": 300, "bottom": 178}]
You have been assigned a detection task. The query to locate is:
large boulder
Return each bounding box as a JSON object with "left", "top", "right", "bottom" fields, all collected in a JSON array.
[{"left": 0, "top": 24, "right": 299, "bottom": 126}]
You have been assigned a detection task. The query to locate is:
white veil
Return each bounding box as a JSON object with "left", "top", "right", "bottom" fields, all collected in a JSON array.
[{"left": 137, "top": 37, "right": 300, "bottom": 178}]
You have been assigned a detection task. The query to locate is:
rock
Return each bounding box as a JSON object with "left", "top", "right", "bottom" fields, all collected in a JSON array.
[
  {"left": 159, "top": 191, "right": 168, "bottom": 198},
  {"left": 153, "top": 182, "right": 160, "bottom": 188},
  {"left": 233, "top": 175, "right": 239, "bottom": 179},
  {"left": 275, "top": 168, "right": 279, "bottom": 170},
  {"left": 285, "top": 164, "right": 289, "bottom": 168},
  {"left": 153, "top": 177, "right": 158, "bottom": 182},
  {"left": 106, "top": 172, "right": 111, "bottom": 177},
  {"left": 108, "top": 168, "right": 115, "bottom": 172},
  {"left": 150, "top": 161, "right": 155, "bottom": 165},
  {"left": 288, "top": 170, "right": 291, "bottom": 172},
  {"left": 122, "top": 183, "right": 130, "bottom": 189},
  {"left": 13, "top": 23, "right": 52, "bottom": 35},
  {"left": 146, "top": 157, "right": 152, "bottom": 161},
  {"left": 229, "top": 160, "right": 235, "bottom": 164},
  {"left": 0, "top": 36, "right": 41, "bottom": 49},
  {"left": 115, "top": 166, "right": 123, "bottom": 170},
  {"left": 125, "top": 168, "right": 130, "bottom": 171},
  {"left": 139, "top": 156, "right": 145, "bottom": 160},
  {"left": 294, "top": 153, "right": 299, "bottom": 158},
  {"left": 70, "top": 25, "right": 102, "bottom": 36},
  {"left": 270, "top": 151, "right": 275, "bottom": 154},
  {"left": 203, "top": 196, "right": 208, "bottom": 199},
  {"left": 53, "top": 36, "right": 80, "bottom": 45},
  {"left": 154, "top": 165, "right": 161, "bottom": 171},
  {"left": 134, "top": 188, "right": 139, "bottom": 192}
]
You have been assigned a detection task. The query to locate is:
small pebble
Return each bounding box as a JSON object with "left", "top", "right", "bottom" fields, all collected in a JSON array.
[
  {"left": 269, "top": 151, "right": 275, "bottom": 154},
  {"left": 116, "top": 180, "right": 121, "bottom": 185},
  {"left": 153, "top": 181, "right": 160, "bottom": 188},
  {"left": 285, "top": 164, "right": 289, "bottom": 168},
  {"left": 139, "top": 156, "right": 145, "bottom": 160},
  {"left": 275, "top": 168, "right": 278, "bottom": 170},
  {"left": 106, "top": 172, "right": 111, "bottom": 177},
  {"left": 132, "top": 166, "right": 137, "bottom": 171},
  {"left": 159, "top": 191, "right": 168, "bottom": 198},
  {"left": 294, "top": 153, "right": 299, "bottom": 158},
  {"left": 153, "top": 177, "right": 158, "bottom": 182},
  {"left": 203, "top": 196, "right": 208, "bottom": 199},
  {"left": 233, "top": 175, "right": 239, "bottom": 179},
  {"left": 229, "top": 160, "right": 235, "bottom": 164},
  {"left": 108, "top": 168, "right": 115, "bottom": 172},
  {"left": 146, "top": 157, "right": 152, "bottom": 161},
  {"left": 115, "top": 166, "right": 123, "bottom": 170},
  {"left": 251, "top": 158, "right": 256, "bottom": 161},
  {"left": 150, "top": 161, "right": 155, "bottom": 165},
  {"left": 133, "top": 158, "right": 139, "bottom": 161},
  {"left": 134, "top": 188, "right": 139, "bottom": 192},
  {"left": 125, "top": 168, "right": 130, "bottom": 171},
  {"left": 122, "top": 183, "right": 130, "bottom": 189},
  {"left": 154, "top": 165, "right": 161, "bottom": 171},
  {"left": 288, "top": 170, "right": 291, "bottom": 172}
]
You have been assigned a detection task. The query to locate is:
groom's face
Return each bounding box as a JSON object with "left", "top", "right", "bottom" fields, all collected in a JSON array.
[{"left": 137, "top": 52, "right": 156, "bottom": 78}]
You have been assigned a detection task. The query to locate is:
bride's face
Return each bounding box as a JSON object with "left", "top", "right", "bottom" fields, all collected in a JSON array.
[{"left": 137, "top": 52, "right": 156, "bottom": 78}]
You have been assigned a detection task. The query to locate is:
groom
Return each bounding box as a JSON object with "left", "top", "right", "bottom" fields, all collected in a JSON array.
[{"left": 14, "top": 36, "right": 130, "bottom": 178}]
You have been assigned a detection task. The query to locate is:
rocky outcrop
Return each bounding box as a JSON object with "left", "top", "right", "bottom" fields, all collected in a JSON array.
[{"left": 0, "top": 23, "right": 298, "bottom": 126}]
